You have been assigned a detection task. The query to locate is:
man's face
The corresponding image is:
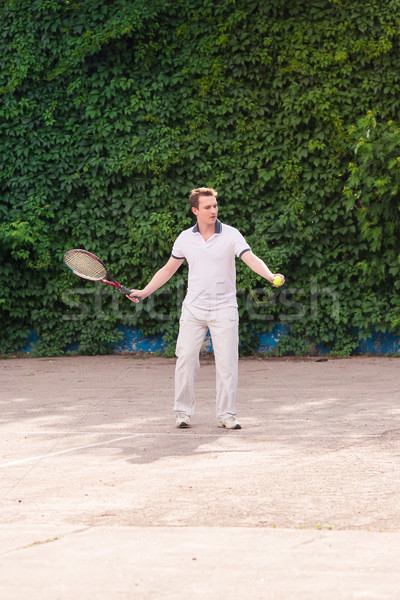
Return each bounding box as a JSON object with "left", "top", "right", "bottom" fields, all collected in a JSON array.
[{"left": 192, "top": 195, "right": 218, "bottom": 226}]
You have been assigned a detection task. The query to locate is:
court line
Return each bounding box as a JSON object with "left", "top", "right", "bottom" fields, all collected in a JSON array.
[
  {"left": 0, "top": 435, "right": 140, "bottom": 469},
  {"left": 1, "top": 362, "right": 138, "bottom": 499},
  {"left": 0, "top": 431, "right": 386, "bottom": 470}
]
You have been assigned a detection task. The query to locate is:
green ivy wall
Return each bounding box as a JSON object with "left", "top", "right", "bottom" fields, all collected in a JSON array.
[{"left": 1, "top": 0, "right": 400, "bottom": 357}]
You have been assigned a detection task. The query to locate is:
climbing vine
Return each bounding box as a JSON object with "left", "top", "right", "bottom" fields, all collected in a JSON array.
[{"left": 1, "top": 0, "right": 400, "bottom": 356}]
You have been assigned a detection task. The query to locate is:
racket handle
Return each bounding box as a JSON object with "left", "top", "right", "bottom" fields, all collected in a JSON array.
[{"left": 119, "top": 285, "right": 141, "bottom": 301}]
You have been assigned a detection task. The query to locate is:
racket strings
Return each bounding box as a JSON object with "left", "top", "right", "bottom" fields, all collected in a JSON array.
[{"left": 64, "top": 252, "right": 107, "bottom": 280}]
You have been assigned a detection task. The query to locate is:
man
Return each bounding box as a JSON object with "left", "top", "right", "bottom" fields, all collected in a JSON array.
[{"left": 127, "top": 187, "right": 284, "bottom": 429}]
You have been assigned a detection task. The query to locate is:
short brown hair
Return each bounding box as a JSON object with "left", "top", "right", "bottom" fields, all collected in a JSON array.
[{"left": 189, "top": 187, "right": 218, "bottom": 209}]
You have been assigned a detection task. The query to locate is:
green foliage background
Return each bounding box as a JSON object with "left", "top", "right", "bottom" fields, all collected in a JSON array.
[{"left": 1, "top": 0, "right": 400, "bottom": 357}]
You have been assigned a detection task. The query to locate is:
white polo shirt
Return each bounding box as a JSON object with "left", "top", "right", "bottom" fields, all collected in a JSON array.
[{"left": 171, "top": 220, "right": 251, "bottom": 309}]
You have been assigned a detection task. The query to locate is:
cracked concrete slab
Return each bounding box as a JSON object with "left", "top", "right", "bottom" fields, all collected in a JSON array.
[{"left": 1, "top": 355, "right": 400, "bottom": 598}]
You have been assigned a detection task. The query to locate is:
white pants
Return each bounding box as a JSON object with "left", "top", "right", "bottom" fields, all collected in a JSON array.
[{"left": 174, "top": 303, "right": 239, "bottom": 420}]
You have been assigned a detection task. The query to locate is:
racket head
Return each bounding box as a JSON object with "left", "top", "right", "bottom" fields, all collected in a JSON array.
[{"left": 63, "top": 249, "right": 108, "bottom": 281}]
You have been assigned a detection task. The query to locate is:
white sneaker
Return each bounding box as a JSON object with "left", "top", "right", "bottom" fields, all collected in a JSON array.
[
  {"left": 218, "top": 416, "right": 241, "bottom": 430},
  {"left": 176, "top": 412, "right": 191, "bottom": 428}
]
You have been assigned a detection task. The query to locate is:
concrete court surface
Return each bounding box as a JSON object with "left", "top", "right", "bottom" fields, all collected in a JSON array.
[{"left": 0, "top": 354, "right": 400, "bottom": 599}]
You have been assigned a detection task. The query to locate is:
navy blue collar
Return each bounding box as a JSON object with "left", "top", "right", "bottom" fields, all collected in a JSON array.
[{"left": 192, "top": 219, "right": 222, "bottom": 234}]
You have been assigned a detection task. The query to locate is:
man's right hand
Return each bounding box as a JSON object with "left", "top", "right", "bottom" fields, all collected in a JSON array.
[{"left": 126, "top": 290, "right": 144, "bottom": 303}]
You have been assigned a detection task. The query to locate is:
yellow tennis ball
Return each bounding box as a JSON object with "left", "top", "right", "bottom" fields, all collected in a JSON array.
[{"left": 273, "top": 275, "right": 282, "bottom": 286}]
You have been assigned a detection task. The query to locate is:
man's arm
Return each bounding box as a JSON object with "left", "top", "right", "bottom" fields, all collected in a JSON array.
[
  {"left": 241, "top": 251, "right": 285, "bottom": 286},
  {"left": 126, "top": 256, "right": 184, "bottom": 302}
]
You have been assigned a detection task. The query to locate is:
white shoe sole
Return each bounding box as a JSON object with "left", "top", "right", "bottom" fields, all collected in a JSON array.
[{"left": 218, "top": 421, "right": 241, "bottom": 430}]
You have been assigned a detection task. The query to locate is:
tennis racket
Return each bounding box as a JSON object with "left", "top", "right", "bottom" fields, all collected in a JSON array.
[{"left": 63, "top": 249, "right": 139, "bottom": 299}]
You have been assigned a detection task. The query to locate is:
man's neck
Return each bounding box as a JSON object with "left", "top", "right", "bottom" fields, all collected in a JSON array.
[{"left": 197, "top": 220, "right": 216, "bottom": 241}]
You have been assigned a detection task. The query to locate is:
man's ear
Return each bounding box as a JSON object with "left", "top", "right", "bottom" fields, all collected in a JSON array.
[{"left": 191, "top": 206, "right": 198, "bottom": 216}]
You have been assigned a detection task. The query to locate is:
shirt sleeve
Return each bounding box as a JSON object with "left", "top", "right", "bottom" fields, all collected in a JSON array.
[
  {"left": 233, "top": 229, "right": 251, "bottom": 258},
  {"left": 171, "top": 233, "right": 185, "bottom": 260}
]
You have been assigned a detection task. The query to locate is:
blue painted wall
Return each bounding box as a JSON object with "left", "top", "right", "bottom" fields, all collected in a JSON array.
[
  {"left": 19, "top": 325, "right": 400, "bottom": 355},
  {"left": 112, "top": 325, "right": 400, "bottom": 356}
]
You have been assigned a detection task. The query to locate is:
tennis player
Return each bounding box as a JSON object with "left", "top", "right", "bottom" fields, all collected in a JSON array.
[{"left": 127, "top": 188, "right": 284, "bottom": 429}]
